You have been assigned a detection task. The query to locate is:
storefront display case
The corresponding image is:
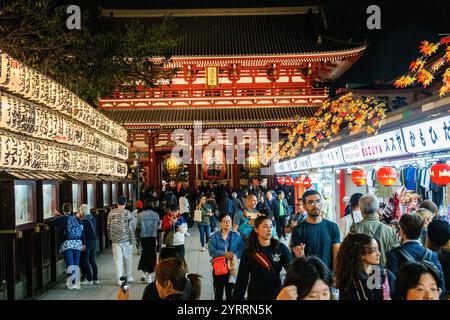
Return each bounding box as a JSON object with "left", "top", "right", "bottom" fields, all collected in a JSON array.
[{"left": 112, "top": 182, "right": 118, "bottom": 205}]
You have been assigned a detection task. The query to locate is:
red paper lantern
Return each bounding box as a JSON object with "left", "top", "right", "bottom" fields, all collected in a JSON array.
[
  {"left": 430, "top": 163, "right": 450, "bottom": 185},
  {"left": 277, "top": 176, "right": 286, "bottom": 185},
  {"left": 285, "top": 176, "right": 294, "bottom": 186},
  {"left": 202, "top": 149, "right": 225, "bottom": 180},
  {"left": 294, "top": 177, "right": 302, "bottom": 187},
  {"left": 351, "top": 169, "right": 367, "bottom": 186},
  {"left": 303, "top": 177, "right": 313, "bottom": 189},
  {"left": 376, "top": 167, "right": 397, "bottom": 186}
]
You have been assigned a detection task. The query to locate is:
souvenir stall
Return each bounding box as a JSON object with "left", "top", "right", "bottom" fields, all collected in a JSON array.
[
  {"left": 275, "top": 108, "right": 450, "bottom": 222},
  {"left": 0, "top": 52, "right": 128, "bottom": 300}
]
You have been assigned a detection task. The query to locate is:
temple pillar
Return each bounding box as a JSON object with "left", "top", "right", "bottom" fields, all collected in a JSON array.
[{"left": 148, "top": 133, "right": 158, "bottom": 189}]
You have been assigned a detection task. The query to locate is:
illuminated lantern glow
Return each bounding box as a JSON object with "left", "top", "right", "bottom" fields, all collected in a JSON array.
[
  {"left": 203, "top": 149, "right": 225, "bottom": 180},
  {"left": 351, "top": 169, "right": 367, "bottom": 186},
  {"left": 294, "top": 177, "right": 302, "bottom": 187},
  {"left": 277, "top": 176, "right": 286, "bottom": 185},
  {"left": 303, "top": 177, "right": 313, "bottom": 189},
  {"left": 430, "top": 163, "right": 450, "bottom": 185},
  {"left": 285, "top": 176, "right": 294, "bottom": 186},
  {"left": 376, "top": 167, "right": 398, "bottom": 186}
]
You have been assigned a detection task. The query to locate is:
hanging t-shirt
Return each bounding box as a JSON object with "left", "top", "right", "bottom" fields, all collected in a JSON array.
[
  {"left": 405, "top": 167, "right": 417, "bottom": 191},
  {"left": 290, "top": 219, "right": 340, "bottom": 269}
]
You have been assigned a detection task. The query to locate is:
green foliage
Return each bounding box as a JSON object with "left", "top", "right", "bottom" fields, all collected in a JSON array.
[{"left": 0, "top": 0, "right": 181, "bottom": 104}]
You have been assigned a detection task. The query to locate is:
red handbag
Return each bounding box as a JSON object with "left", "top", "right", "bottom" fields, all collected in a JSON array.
[{"left": 212, "top": 256, "right": 229, "bottom": 276}]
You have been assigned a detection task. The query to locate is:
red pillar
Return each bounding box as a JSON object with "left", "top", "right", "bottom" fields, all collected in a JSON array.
[
  {"left": 148, "top": 133, "right": 158, "bottom": 189},
  {"left": 188, "top": 133, "right": 196, "bottom": 193},
  {"left": 339, "top": 170, "right": 346, "bottom": 218}
]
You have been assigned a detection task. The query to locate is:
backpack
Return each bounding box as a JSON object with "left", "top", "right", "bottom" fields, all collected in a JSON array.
[
  {"left": 398, "top": 246, "right": 434, "bottom": 267},
  {"left": 66, "top": 215, "right": 83, "bottom": 240}
]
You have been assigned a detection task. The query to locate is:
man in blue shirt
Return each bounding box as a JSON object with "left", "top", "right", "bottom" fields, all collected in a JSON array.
[{"left": 290, "top": 190, "right": 340, "bottom": 271}]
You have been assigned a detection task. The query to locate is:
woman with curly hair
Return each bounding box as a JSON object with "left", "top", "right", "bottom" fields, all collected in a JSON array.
[{"left": 335, "top": 233, "right": 396, "bottom": 300}]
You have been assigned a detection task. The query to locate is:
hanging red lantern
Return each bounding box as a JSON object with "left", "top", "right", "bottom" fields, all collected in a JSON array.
[
  {"left": 202, "top": 149, "right": 225, "bottom": 180},
  {"left": 294, "top": 177, "right": 302, "bottom": 187},
  {"left": 303, "top": 177, "right": 313, "bottom": 189},
  {"left": 351, "top": 169, "right": 367, "bottom": 186},
  {"left": 376, "top": 167, "right": 397, "bottom": 186},
  {"left": 430, "top": 163, "right": 450, "bottom": 185},
  {"left": 277, "top": 176, "right": 286, "bottom": 185},
  {"left": 285, "top": 176, "right": 294, "bottom": 186}
]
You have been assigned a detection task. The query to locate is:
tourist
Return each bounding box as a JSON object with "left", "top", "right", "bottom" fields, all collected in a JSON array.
[
  {"left": 396, "top": 261, "right": 442, "bottom": 300},
  {"left": 196, "top": 195, "right": 212, "bottom": 252},
  {"left": 78, "top": 204, "right": 99, "bottom": 285},
  {"left": 339, "top": 193, "right": 363, "bottom": 241}
]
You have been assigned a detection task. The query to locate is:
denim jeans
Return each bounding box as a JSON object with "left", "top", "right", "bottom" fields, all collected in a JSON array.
[
  {"left": 80, "top": 240, "right": 98, "bottom": 281},
  {"left": 198, "top": 224, "right": 211, "bottom": 247},
  {"left": 63, "top": 249, "right": 81, "bottom": 285}
]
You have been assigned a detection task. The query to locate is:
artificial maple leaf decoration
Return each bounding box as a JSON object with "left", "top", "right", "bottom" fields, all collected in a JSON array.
[
  {"left": 394, "top": 75, "right": 416, "bottom": 88},
  {"left": 446, "top": 47, "right": 450, "bottom": 62},
  {"left": 420, "top": 41, "right": 439, "bottom": 56},
  {"left": 430, "top": 58, "right": 445, "bottom": 73},
  {"left": 440, "top": 37, "right": 450, "bottom": 45},
  {"left": 417, "top": 69, "right": 434, "bottom": 87}
]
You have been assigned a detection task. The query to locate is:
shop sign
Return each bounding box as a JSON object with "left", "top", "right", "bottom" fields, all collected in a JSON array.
[
  {"left": 290, "top": 155, "right": 311, "bottom": 171},
  {"left": 402, "top": 115, "right": 450, "bottom": 154},
  {"left": 274, "top": 162, "right": 283, "bottom": 174},
  {"left": 320, "top": 146, "right": 345, "bottom": 166},
  {"left": 342, "top": 129, "right": 407, "bottom": 163},
  {"left": 309, "top": 152, "right": 325, "bottom": 167}
]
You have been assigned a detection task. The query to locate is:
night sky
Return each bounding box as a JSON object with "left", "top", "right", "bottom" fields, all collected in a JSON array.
[{"left": 62, "top": 0, "right": 450, "bottom": 90}]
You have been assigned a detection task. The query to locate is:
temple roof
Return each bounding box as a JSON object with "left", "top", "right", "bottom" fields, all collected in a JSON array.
[
  {"left": 102, "top": 7, "right": 366, "bottom": 57},
  {"left": 104, "top": 105, "right": 318, "bottom": 128}
]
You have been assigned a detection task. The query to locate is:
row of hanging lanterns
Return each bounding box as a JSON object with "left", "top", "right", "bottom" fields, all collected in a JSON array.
[
  {"left": 350, "top": 163, "right": 450, "bottom": 187},
  {"left": 277, "top": 176, "right": 313, "bottom": 188}
]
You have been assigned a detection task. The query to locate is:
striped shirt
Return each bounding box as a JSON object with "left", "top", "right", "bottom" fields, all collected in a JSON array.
[{"left": 107, "top": 208, "right": 135, "bottom": 243}]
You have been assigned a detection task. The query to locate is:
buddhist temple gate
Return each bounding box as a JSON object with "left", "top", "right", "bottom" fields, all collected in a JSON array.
[{"left": 99, "top": 6, "right": 366, "bottom": 192}]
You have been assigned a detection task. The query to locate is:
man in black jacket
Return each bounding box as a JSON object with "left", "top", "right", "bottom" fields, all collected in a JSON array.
[{"left": 386, "top": 213, "right": 445, "bottom": 295}]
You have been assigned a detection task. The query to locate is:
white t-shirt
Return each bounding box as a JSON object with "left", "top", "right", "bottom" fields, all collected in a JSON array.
[{"left": 339, "top": 210, "right": 363, "bottom": 241}]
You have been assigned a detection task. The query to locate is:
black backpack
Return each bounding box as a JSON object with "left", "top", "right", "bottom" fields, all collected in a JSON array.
[{"left": 398, "top": 246, "right": 433, "bottom": 265}]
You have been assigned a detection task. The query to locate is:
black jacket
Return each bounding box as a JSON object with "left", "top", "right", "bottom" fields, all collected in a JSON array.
[{"left": 339, "top": 269, "right": 396, "bottom": 300}]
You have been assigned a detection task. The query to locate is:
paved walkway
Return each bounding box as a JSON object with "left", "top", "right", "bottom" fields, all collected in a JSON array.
[{"left": 37, "top": 225, "right": 290, "bottom": 300}]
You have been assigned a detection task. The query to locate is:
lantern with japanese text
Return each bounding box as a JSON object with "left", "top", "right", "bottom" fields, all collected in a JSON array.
[
  {"left": 351, "top": 169, "right": 367, "bottom": 186},
  {"left": 277, "top": 176, "right": 286, "bottom": 185},
  {"left": 376, "top": 167, "right": 397, "bottom": 186},
  {"left": 303, "top": 177, "right": 313, "bottom": 189},
  {"left": 202, "top": 148, "right": 225, "bottom": 180},
  {"left": 294, "top": 177, "right": 302, "bottom": 187},
  {"left": 430, "top": 163, "right": 450, "bottom": 185},
  {"left": 285, "top": 176, "right": 294, "bottom": 186}
]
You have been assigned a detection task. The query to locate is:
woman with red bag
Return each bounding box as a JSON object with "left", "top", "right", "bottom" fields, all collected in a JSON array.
[
  {"left": 232, "top": 215, "right": 293, "bottom": 300},
  {"left": 208, "top": 213, "right": 245, "bottom": 300}
]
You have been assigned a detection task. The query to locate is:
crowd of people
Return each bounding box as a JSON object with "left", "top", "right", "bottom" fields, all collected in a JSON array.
[{"left": 49, "top": 182, "right": 450, "bottom": 301}]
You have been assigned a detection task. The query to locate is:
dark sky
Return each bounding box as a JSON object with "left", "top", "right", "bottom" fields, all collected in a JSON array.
[{"left": 67, "top": 0, "right": 450, "bottom": 89}]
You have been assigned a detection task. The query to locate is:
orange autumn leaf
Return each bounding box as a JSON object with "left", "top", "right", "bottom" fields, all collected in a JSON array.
[
  {"left": 366, "top": 126, "right": 376, "bottom": 135},
  {"left": 394, "top": 75, "right": 416, "bottom": 88},
  {"left": 430, "top": 58, "right": 445, "bottom": 73},
  {"left": 417, "top": 69, "right": 434, "bottom": 87},
  {"left": 420, "top": 41, "right": 439, "bottom": 56},
  {"left": 446, "top": 47, "right": 450, "bottom": 62},
  {"left": 440, "top": 37, "right": 450, "bottom": 45},
  {"left": 439, "top": 85, "right": 450, "bottom": 97}
]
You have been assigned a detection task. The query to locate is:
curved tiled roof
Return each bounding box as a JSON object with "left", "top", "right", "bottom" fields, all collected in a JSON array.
[
  {"left": 168, "top": 15, "right": 364, "bottom": 56},
  {"left": 106, "top": 7, "right": 365, "bottom": 57},
  {"left": 104, "top": 105, "right": 318, "bottom": 125}
]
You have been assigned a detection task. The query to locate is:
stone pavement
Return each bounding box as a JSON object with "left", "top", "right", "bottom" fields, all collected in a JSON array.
[
  {"left": 36, "top": 225, "right": 290, "bottom": 300},
  {"left": 37, "top": 225, "right": 215, "bottom": 300}
]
